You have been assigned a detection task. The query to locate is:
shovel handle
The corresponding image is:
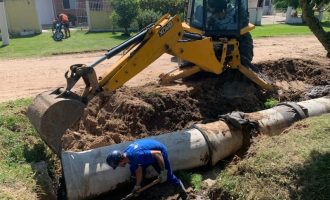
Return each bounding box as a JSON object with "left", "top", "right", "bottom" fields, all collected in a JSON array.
[
  {"left": 122, "top": 178, "right": 161, "bottom": 200},
  {"left": 137, "top": 178, "right": 161, "bottom": 193}
]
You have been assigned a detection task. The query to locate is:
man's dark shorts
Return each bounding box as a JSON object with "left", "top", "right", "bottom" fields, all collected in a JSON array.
[{"left": 62, "top": 22, "right": 69, "bottom": 29}]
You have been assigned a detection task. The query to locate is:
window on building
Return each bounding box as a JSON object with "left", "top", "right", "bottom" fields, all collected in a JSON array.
[
  {"left": 63, "top": 0, "right": 77, "bottom": 9},
  {"left": 89, "top": 0, "right": 103, "bottom": 11}
]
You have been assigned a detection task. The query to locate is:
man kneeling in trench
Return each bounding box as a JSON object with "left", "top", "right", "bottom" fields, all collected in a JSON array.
[{"left": 106, "top": 138, "right": 189, "bottom": 199}]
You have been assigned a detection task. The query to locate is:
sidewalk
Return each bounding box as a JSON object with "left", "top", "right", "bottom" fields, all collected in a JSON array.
[{"left": 262, "top": 15, "right": 286, "bottom": 25}]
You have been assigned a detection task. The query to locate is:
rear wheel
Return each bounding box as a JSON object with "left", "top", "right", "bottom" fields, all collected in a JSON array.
[
  {"left": 239, "top": 32, "right": 273, "bottom": 85},
  {"left": 239, "top": 32, "right": 259, "bottom": 72},
  {"left": 53, "top": 31, "right": 64, "bottom": 42}
]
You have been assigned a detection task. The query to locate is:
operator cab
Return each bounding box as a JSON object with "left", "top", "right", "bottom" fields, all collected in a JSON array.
[{"left": 186, "top": 0, "right": 249, "bottom": 38}]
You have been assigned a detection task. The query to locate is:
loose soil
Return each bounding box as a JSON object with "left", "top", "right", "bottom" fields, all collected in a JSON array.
[
  {"left": 2, "top": 36, "right": 329, "bottom": 200},
  {"left": 61, "top": 56, "right": 329, "bottom": 199},
  {"left": 63, "top": 59, "right": 330, "bottom": 152}
]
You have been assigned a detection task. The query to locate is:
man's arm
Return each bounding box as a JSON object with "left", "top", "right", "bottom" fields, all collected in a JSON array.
[
  {"left": 151, "top": 150, "right": 165, "bottom": 170},
  {"left": 135, "top": 166, "right": 143, "bottom": 186},
  {"left": 151, "top": 150, "right": 168, "bottom": 183}
]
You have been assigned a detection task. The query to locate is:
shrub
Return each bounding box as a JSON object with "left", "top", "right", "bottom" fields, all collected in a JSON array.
[{"left": 136, "top": 9, "right": 162, "bottom": 29}]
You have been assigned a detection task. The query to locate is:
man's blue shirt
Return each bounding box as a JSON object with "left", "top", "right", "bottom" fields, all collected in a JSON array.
[
  {"left": 123, "top": 138, "right": 180, "bottom": 186},
  {"left": 124, "top": 139, "right": 167, "bottom": 172}
]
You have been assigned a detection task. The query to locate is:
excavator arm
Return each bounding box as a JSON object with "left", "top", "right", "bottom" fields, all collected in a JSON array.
[
  {"left": 27, "top": 14, "right": 272, "bottom": 156},
  {"left": 98, "top": 15, "right": 221, "bottom": 91}
]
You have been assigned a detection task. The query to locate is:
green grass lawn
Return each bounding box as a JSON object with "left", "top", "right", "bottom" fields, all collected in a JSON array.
[
  {"left": 1, "top": 23, "right": 330, "bottom": 59},
  {"left": 0, "top": 99, "right": 55, "bottom": 199},
  {"left": 252, "top": 22, "right": 330, "bottom": 37},
  {"left": 0, "top": 30, "right": 129, "bottom": 59},
  {"left": 216, "top": 114, "right": 330, "bottom": 200}
]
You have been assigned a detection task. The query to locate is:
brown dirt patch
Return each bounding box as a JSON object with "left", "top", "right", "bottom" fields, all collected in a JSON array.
[
  {"left": 61, "top": 58, "right": 330, "bottom": 200},
  {"left": 257, "top": 58, "right": 330, "bottom": 101},
  {"left": 63, "top": 70, "right": 266, "bottom": 151},
  {"left": 63, "top": 58, "right": 330, "bottom": 152}
]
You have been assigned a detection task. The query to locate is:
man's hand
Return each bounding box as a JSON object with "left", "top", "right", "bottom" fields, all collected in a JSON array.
[
  {"left": 158, "top": 169, "right": 168, "bottom": 183},
  {"left": 131, "top": 185, "right": 141, "bottom": 197}
]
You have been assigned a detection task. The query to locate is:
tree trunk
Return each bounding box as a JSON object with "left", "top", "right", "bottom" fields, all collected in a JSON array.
[
  {"left": 124, "top": 27, "right": 130, "bottom": 36},
  {"left": 300, "top": 0, "right": 330, "bottom": 57}
]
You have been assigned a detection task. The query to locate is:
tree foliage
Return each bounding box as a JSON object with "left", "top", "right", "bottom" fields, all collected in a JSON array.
[
  {"left": 110, "top": 0, "right": 139, "bottom": 35},
  {"left": 136, "top": 9, "right": 162, "bottom": 29},
  {"left": 300, "top": 0, "right": 330, "bottom": 57},
  {"left": 139, "top": 0, "right": 184, "bottom": 15},
  {"left": 136, "top": 0, "right": 184, "bottom": 30},
  {"left": 273, "top": 0, "right": 300, "bottom": 9}
]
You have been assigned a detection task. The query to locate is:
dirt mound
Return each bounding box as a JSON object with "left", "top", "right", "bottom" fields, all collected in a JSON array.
[
  {"left": 63, "top": 70, "right": 266, "bottom": 151},
  {"left": 256, "top": 58, "right": 329, "bottom": 85},
  {"left": 62, "top": 58, "right": 330, "bottom": 152},
  {"left": 257, "top": 58, "right": 330, "bottom": 101}
]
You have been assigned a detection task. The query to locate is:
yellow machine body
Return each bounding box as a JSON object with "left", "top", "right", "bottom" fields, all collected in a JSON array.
[
  {"left": 27, "top": 14, "right": 272, "bottom": 155},
  {"left": 99, "top": 15, "right": 270, "bottom": 92}
]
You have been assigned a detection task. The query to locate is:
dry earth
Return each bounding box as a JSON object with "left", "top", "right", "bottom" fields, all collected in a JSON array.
[
  {"left": 1, "top": 35, "right": 329, "bottom": 200},
  {"left": 0, "top": 35, "right": 327, "bottom": 102},
  {"left": 58, "top": 35, "right": 329, "bottom": 200}
]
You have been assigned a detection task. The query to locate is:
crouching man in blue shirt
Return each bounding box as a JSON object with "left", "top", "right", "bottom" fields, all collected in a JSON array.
[{"left": 106, "top": 139, "right": 189, "bottom": 200}]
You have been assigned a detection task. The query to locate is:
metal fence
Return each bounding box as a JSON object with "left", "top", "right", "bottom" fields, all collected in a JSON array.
[
  {"left": 89, "top": 0, "right": 112, "bottom": 11},
  {"left": 75, "top": 0, "right": 112, "bottom": 28},
  {"left": 75, "top": 0, "right": 88, "bottom": 27}
]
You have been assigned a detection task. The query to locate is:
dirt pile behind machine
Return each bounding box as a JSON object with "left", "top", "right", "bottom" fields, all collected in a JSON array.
[{"left": 28, "top": 0, "right": 273, "bottom": 155}]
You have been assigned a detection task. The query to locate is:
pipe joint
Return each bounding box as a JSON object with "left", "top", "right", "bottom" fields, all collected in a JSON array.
[{"left": 278, "top": 102, "right": 308, "bottom": 120}]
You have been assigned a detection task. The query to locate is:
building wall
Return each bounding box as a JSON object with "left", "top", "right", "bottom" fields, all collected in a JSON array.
[
  {"left": 248, "top": 0, "right": 263, "bottom": 25},
  {"left": 5, "top": 0, "right": 41, "bottom": 34},
  {"left": 248, "top": 0, "right": 258, "bottom": 8},
  {"left": 263, "top": 0, "right": 273, "bottom": 15},
  {"left": 35, "top": 0, "right": 55, "bottom": 26}
]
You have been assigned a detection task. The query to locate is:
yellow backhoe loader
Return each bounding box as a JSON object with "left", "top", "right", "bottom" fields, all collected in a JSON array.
[{"left": 28, "top": 0, "right": 273, "bottom": 155}]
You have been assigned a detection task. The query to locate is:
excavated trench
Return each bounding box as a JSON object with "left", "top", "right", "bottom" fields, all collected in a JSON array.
[{"left": 60, "top": 58, "right": 329, "bottom": 199}]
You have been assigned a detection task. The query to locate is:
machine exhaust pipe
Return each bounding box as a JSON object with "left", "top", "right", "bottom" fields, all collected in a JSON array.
[{"left": 61, "top": 97, "right": 330, "bottom": 199}]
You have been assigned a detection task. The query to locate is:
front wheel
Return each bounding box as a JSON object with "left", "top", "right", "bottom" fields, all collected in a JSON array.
[{"left": 53, "top": 31, "right": 64, "bottom": 42}]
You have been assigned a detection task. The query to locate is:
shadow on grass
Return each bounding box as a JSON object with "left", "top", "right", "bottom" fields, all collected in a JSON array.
[
  {"left": 23, "top": 143, "right": 49, "bottom": 163},
  {"left": 289, "top": 150, "right": 330, "bottom": 200},
  {"left": 112, "top": 34, "right": 131, "bottom": 40},
  {"left": 289, "top": 21, "right": 330, "bottom": 28},
  {"left": 10, "top": 32, "right": 42, "bottom": 39},
  {"left": 321, "top": 21, "right": 330, "bottom": 28},
  {"left": 84, "top": 31, "right": 132, "bottom": 40},
  {"left": 24, "top": 143, "right": 57, "bottom": 199},
  {"left": 0, "top": 44, "right": 8, "bottom": 48}
]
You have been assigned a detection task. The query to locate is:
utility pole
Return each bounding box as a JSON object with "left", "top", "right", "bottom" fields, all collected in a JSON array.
[{"left": 0, "top": 0, "right": 9, "bottom": 46}]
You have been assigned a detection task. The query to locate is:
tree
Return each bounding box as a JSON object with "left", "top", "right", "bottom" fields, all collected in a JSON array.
[
  {"left": 139, "top": 0, "right": 184, "bottom": 15},
  {"left": 110, "top": 0, "right": 139, "bottom": 36},
  {"left": 136, "top": 9, "right": 162, "bottom": 29},
  {"left": 274, "top": 0, "right": 300, "bottom": 9},
  {"left": 300, "top": 0, "right": 330, "bottom": 57},
  {"left": 136, "top": 0, "right": 184, "bottom": 30}
]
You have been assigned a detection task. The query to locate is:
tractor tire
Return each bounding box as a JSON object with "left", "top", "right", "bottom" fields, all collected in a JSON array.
[{"left": 239, "top": 32, "right": 259, "bottom": 72}]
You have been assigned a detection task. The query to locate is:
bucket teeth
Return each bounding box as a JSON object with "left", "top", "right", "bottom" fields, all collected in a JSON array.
[{"left": 27, "top": 89, "right": 85, "bottom": 156}]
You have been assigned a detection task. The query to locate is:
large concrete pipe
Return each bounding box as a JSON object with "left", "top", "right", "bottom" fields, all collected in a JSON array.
[
  {"left": 62, "top": 129, "right": 211, "bottom": 199},
  {"left": 62, "top": 97, "right": 330, "bottom": 199},
  {"left": 251, "top": 97, "right": 330, "bottom": 135}
]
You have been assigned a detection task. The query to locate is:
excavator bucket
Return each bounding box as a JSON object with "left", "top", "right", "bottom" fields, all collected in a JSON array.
[{"left": 27, "top": 89, "right": 85, "bottom": 156}]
